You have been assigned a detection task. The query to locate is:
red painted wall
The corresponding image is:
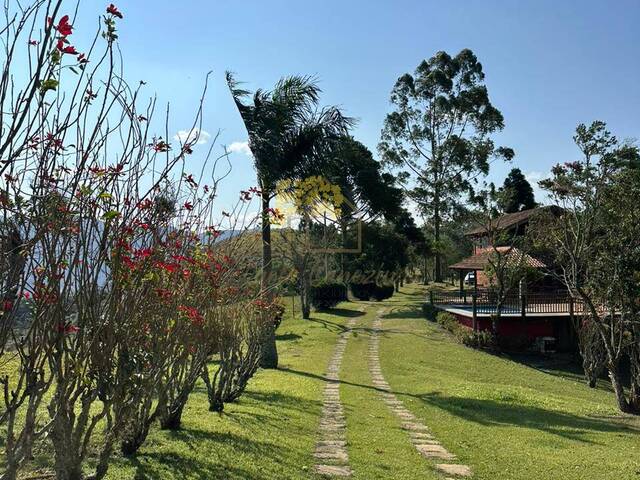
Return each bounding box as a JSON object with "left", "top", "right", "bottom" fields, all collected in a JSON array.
[{"left": 450, "top": 312, "right": 555, "bottom": 340}]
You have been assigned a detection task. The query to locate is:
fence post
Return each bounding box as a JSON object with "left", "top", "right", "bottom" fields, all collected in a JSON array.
[
  {"left": 429, "top": 290, "right": 434, "bottom": 306},
  {"left": 520, "top": 291, "right": 527, "bottom": 338},
  {"left": 519, "top": 278, "right": 527, "bottom": 338},
  {"left": 472, "top": 293, "right": 477, "bottom": 332},
  {"left": 463, "top": 290, "right": 467, "bottom": 305}
]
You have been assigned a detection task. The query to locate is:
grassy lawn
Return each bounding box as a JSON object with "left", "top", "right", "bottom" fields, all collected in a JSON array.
[
  {"left": 3, "top": 285, "right": 639, "bottom": 479},
  {"left": 106, "top": 302, "right": 349, "bottom": 480},
  {"left": 379, "top": 285, "right": 640, "bottom": 480},
  {"left": 340, "top": 307, "right": 440, "bottom": 479}
]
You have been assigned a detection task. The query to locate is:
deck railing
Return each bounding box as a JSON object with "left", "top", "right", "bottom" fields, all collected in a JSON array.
[{"left": 429, "top": 288, "right": 585, "bottom": 315}]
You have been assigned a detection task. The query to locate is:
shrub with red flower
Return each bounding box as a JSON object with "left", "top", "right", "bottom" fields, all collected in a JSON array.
[
  {"left": 55, "top": 14, "right": 73, "bottom": 36},
  {"left": 106, "top": 4, "right": 124, "bottom": 19}
]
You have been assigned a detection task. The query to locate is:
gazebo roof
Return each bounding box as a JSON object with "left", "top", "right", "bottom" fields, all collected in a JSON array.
[{"left": 449, "top": 246, "right": 546, "bottom": 271}]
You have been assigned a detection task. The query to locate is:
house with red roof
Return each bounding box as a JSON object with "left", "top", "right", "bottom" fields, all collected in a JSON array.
[{"left": 430, "top": 206, "right": 579, "bottom": 352}]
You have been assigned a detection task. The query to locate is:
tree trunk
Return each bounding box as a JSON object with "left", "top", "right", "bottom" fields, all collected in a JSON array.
[
  {"left": 608, "top": 360, "right": 634, "bottom": 414},
  {"left": 301, "top": 268, "right": 311, "bottom": 319},
  {"left": 434, "top": 186, "right": 442, "bottom": 283},
  {"left": 51, "top": 415, "right": 84, "bottom": 480},
  {"left": 120, "top": 415, "right": 154, "bottom": 456},
  {"left": 259, "top": 189, "right": 278, "bottom": 369},
  {"left": 423, "top": 252, "right": 428, "bottom": 285},
  {"left": 159, "top": 402, "right": 185, "bottom": 430}
]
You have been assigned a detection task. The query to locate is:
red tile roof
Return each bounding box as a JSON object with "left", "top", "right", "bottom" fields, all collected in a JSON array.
[{"left": 449, "top": 246, "right": 546, "bottom": 271}]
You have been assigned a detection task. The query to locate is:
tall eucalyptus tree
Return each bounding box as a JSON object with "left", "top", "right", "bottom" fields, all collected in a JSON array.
[{"left": 379, "top": 49, "right": 513, "bottom": 282}]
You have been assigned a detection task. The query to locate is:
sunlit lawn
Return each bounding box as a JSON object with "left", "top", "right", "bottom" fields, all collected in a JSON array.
[{"left": 3, "top": 285, "right": 639, "bottom": 479}]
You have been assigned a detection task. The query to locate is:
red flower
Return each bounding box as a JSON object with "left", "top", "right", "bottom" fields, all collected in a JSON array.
[
  {"left": 106, "top": 4, "right": 124, "bottom": 19},
  {"left": 2, "top": 300, "right": 13, "bottom": 312},
  {"left": 155, "top": 261, "right": 179, "bottom": 274},
  {"left": 121, "top": 256, "right": 137, "bottom": 270},
  {"left": 155, "top": 288, "right": 173, "bottom": 300},
  {"left": 133, "top": 248, "right": 153, "bottom": 259},
  {"left": 29, "top": 39, "right": 38, "bottom": 46},
  {"left": 56, "top": 39, "right": 77, "bottom": 54},
  {"left": 56, "top": 323, "right": 79, "bottom": 334},
  {"left": 134, "top": 220, "right": 150, "bottom": 230},
  {"left": 206, "top": 226, "right": 221, "bottom": 238},
  {"left": 23, "top": 292, "right": 30, "bottom": 300},
  {"left": 183, "top": 202, "right": 193, "bottom": 211},
  {"left": 56, "top": 15, "right": 73, "bottom": 36},
  {"left": 152, "top": 140, "right": 170, "bottom": 152},
  {"left": 137, "top": 198, "right": 153, "bottom": 210},
  {"left": 77, "top": 53, "right": 88, "bottom": 64},
  {"left": 178, "top": 305, "right": 204, "bottom": 327},
  {"left": 184, "top": 174, "right": 198, "bottom": 188}
]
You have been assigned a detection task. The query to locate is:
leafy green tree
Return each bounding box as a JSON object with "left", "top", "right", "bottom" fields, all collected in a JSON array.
[
  {"left": 540, "top": 120, "right": 640, "bottom": 414},
  {"left": 226, "top": 73, "right": 351, "bottom": 368},
  {"left": 379, "top": 49, "right": 513, "bottom": 282},
  {"left": 498, "top": 168, "right": 536, "bottom": 213},
  {"left": 329, "top": 137, "right": 403, "bottom": 221},
  {"left": 346, "top": 222, "right": 410, "bottom": 285}
]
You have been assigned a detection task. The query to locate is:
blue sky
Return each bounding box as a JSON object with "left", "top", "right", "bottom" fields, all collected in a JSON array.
[{"left": 72, "top": 0, "right": 639, "bottom": 216}]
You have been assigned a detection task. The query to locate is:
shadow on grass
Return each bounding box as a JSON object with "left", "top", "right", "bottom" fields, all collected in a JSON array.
[
  {"left": 127, "top": 392, "right": 318, "bottom": 479},
  {"left": 502, "top": 352, "right": 629, "bottom": 395},
  {"left": 382, "top": 308, "right": 424, "bottom": 320},
  {"left": 416, "top": 391, "right": 640, "bottom": 443},
  {"left": 129, "top": 435, "right": 270, "bottom": 479},
  {"left": 279, "top": 364, "right": 636, "bottom": 444},
  {"left": 241, "top": 390, "right": 321, "bottom": 416},
  {"left": 326, "top": 308, "right": 366, "bottom": 318},
  {"left": 275, "top": 332, "right": 302, "bottom": 341}
]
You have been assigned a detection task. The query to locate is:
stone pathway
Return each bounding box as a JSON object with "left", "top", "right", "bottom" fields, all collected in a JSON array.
[
  {"left": 367, "top": 311, "right": 473, "bottom": 479},
  {"left": 313, "top": 317, "right": 358, "bottom": 477}
]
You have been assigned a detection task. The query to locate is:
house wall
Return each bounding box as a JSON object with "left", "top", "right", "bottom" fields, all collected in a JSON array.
[{"left": 450, "top": 312, "right": 559, "bottom": 342}]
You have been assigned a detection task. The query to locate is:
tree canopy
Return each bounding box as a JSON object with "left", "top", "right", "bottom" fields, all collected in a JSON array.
[
  {"left": 498, "top": 168, "right": 536, "bottom": 213},
  {"left": 379, "top": 49, "right": 513, "bottom": 281}
]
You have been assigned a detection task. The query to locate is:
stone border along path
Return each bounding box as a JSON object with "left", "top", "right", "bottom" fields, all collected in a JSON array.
[
  {"left": 313, "top": 316, "right": 358, "bottom": 477},
  {"left": 367, "top": 309, "right": 473, "bottom": 479}
]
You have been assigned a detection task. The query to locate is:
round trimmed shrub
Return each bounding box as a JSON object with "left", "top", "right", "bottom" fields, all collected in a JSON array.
[
  {"left": 371, "top": 284, "right": 394, "bottom": 301},
  {"left": 349, "top": 282, "right": 376, "bottom": 300},
  {"left": 310, "top": 281, "right": 348, "bottom": 310}
]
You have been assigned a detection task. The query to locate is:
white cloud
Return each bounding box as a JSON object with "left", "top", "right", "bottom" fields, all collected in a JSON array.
[
  {"left": 173, "top": 128, "right": 211, "bottom": 145},
  {"left": 525, "top": 170, "right": 551, "bottom": 204},
  {"left": 228, "top": 141, "right": 253, "bottom": 157}
]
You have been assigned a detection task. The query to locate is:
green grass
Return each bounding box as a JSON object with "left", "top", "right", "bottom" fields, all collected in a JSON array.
[
  {"left": 106, "top": 303, "right": 350, "bottom": 480},
  {"left": 378, "top": 285, "right": 640, "bottom": 480},
  {"left": 340, "top": 306, "right": 440, "bottom": 479},
  {"left": 4, "top": 286, "right": 639, "bottom": 479}
]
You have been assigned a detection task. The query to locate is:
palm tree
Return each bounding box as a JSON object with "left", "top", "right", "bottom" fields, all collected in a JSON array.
[{"left": 226, "top": 73, "right": 351, "bottom": 368}]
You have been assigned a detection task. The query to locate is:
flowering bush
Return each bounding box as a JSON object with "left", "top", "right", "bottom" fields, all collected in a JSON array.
[
  {"left": 201, "top": 299, "right": 273, "bottom": 412},
  {"left": 0, "top": 1, "right": 261, "bottom": 478}
]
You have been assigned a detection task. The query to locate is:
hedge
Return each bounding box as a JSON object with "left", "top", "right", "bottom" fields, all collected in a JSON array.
[
  {"left": 349, "top": 282, "right": 376, "bottom": 300},
  {"left": 371, "top": 284, "right": 394, "bottom": 301},
  {"left": 310, "top": 281, "right": 348, "bottom": 310}
]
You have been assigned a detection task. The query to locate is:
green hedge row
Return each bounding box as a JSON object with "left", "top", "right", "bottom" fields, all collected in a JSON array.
[
  {"left": 310, "top": 281, "right": 348, "bottom": 310},
  {"left": 436, "top": 312, "right": 494, "bottom": 349},
  {"left": 349, "top": 283, "right": 394, "bottom": 301}
]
